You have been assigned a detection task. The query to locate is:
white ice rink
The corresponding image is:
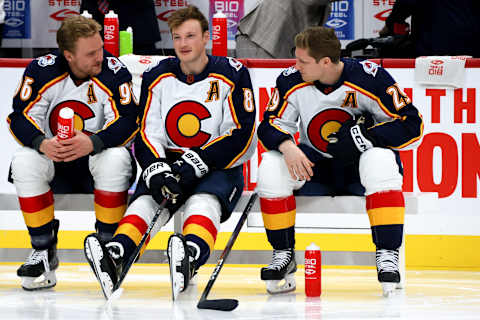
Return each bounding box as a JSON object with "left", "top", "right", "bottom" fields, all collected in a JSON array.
[{"left": 1, "top": 264, "right": 479, "bottom": 320}]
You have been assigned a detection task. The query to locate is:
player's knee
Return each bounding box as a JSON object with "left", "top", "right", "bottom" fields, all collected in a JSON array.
[
  {"left": 10, "top": 147, "right": 53, "bottom": 194},
  {"left": 183, "top": 193, "right": 221, "bottom": 228},
  {"left": 257, "top": 151, "right": 303, "bottom": 198},
  {"left": 90, "top": 147, "right": 132, "bottom": 191},
  {"left": 359, "top": 148, "right": 403, "bottom": 195}
]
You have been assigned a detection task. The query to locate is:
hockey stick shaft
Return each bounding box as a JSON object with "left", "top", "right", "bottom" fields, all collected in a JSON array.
[
  {"left": 198, "top": 192, "right": 258, "bottom": 304},
  {"left": 113, "top": 198, "right": 168, "bottom": 291}
]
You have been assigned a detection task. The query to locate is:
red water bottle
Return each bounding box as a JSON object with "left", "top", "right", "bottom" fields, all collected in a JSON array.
[
  {"left": 57, "top": 107, "right": 74, "bottom": 140},
  {"left": 305, "top": 242, "right": 321, "bottom": 297},
  {"left": 212, "top": 10, "right": 227, "bottom": 56},
  {"left": 104, "top": 10, "right": 119, "bottom": 56}
]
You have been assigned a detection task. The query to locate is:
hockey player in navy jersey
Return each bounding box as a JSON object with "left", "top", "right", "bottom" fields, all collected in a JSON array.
[
  {"left": 84, "top": 6, "right": 257, "bottom": 299},
  {"left": 7, "top": 15, "right": 139, "bottom": 291},
  {"left": 256, "top": 26, "right": 423, "bottom": 297}
]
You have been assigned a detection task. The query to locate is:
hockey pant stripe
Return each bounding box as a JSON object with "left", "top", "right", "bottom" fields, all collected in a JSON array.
[
  {"left": 19, "top": 191, "right": 55, "bottom": 228},
  {"left": 94, "top": 190, "right": 127, "bottom": 224}
]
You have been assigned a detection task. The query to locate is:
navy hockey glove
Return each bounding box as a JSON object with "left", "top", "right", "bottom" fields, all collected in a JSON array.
[
  {"left": 326, "top": 116, "right": 376, "bottom": 165},
  {"left": 170, "top": 149, "right": 209, "bottom": 188},
  {"left": 143, "top": 162, "right": 182, "bottom": 205}
]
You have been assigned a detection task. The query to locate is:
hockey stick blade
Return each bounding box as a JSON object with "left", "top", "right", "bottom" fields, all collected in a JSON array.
[
  {"left": 196, "top": 193, "right": 258, "bottom": 311},
  {"left": 197, "top": 298, "right": 239, "bottom": 311}
]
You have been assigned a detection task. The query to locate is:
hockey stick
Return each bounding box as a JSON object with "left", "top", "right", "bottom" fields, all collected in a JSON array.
[
  {"left": 197, "top": 192, "right": 258, "bottom": 311},
  {"left": 108, "top": 198, "right": 169, "bottom": 300}
]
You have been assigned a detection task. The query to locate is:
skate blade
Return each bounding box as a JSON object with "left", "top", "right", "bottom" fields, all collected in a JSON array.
[
  {"left": 20, "top": 271, "right": 57, "bottom": 291},
  {"left": 266, "top": 274, "right": 296, "bottom": 294},
  {"left": 381, "top": 282, "right": 397, "bottom": 297},
  {"left": 168, "top": 236, "right": 185, "bottom": 301},
  {"left": 85, "top": 236, "right": 113, "bottom": 299}
]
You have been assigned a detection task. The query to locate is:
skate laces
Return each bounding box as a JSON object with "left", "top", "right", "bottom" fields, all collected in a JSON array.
[
  {"left": 25, "top": 249, "right": 50, "bottom": 272},
  {"left": 266, "top": 249, "right": 292, "bottom": 270},
  {"left": 376, "top": 249, "right": 399, "bottom": 272}
]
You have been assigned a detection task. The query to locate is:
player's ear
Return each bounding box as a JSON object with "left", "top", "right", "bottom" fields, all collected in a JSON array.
[
  {"left": 63, "top": 50, "right": 73, "bottom": 63},
  {"left": 203, "top": 30, "right": 210, "bottom": 42}
]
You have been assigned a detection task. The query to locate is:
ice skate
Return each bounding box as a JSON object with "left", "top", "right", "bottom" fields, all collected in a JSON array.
[
  {"left": 17, "top": 219, "right": 59, "bottom": 291},
  {"left": 84, "top": 233, "right": 123, "bottom": 299},
  {"left": 167, "top": 233, "right": 198, "bottom": 301},
  {"left": 376, "top": 248, "right": 401, "bottom": 297},
  {"left": 261, "top": 248, "right": 297, "bottom": 294}
]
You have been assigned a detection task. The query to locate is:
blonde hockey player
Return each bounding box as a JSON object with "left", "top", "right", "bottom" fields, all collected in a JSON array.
[
  {"left": 256, "top": 26, "right": 423, "bottom": 297},
  {"left": 7, "top": 15, "right": 138, "bottom": 290}
]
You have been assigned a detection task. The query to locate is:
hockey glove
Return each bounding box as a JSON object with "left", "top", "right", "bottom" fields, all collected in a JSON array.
[
  {"left": 326, "top": 116, "right": 376, "bottom": 165},
  {"left": 143, "top": 162, "right": 182, "bottom": 205},
  {"left": 170, "top": 149, "right": 209, "bottom": 188}
]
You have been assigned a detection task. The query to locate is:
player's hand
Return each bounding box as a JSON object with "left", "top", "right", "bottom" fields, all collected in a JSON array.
[
  {"left": 279, "top": 140, "right": 314, "bottom": 181},
  {"left": 327, "top": 116, "right": 376, "bottom": 165},
  {"left": 39, "top": 137, "right": 65, "bottom": 162},
  {"left": 143, "top": 162, "right": 182, "bottom": 205},
  {"left": 57, "top": 130, "right": 94, "bottom": 162},
  {"left": 170, "top": 149, "right": 209, "bottom": 188}
]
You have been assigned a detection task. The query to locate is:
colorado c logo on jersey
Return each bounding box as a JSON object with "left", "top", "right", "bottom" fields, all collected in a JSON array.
[
  {"left": 165, "top": 100, "right": 212, "bottom": 148},
  {"left": 37, "top": 54, "right": 57, "bottom": 67},
  {"left": 49, "top": 100, "right": 95, "bottom": 137},
  {"left": 107, "top": 57, "right": 125, "bottom": 74},
  {"left": 307, "top": 108, "right": 353, "bottom": 152}
]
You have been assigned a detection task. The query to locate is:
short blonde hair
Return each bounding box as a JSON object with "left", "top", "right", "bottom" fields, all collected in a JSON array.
[
  {"left": 295, "top": 26, "right": 341, "bottom": 63},
  {"left": 57, "top": 15, "right": 102, "bottom": 54}
]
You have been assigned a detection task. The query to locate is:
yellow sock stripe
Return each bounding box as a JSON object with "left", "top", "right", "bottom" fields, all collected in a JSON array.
[
  {"left": 367, "top": 207, "right": 405, "bottom": 226},
  {"left": 115, "top": 223, "right": 142, "bottom": 246},
  {"left": 22, "top": 205, "right": 54, "bottom": 228},
  {"left": 262, "top": 209, "right": 296, "bottom": 230},
  {"left": 94, "top": 203, "right": 126, "bottom": 224},
  {"left": 183, "top": 224, "right": 215, "bottom": 252}
]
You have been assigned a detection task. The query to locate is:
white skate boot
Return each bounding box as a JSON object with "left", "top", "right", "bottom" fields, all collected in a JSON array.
[
  {"left": 376, "top": 248, "right": 401, "bottom": 297},
  {"left": 167, "top": 233, "right": 198, "bottom": 301},
  {"left": 17, "top": 219, "right": 59, "bottom": 291},
  {"left": 261, "top": 248, "right": 297, "bottom": 294}
]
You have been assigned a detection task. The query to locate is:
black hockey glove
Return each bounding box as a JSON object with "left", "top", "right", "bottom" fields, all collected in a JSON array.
[
  {"left": 170, "top": 149, "right": 209, "bottom": 188},
  {"left": 142, "top": 161, "right": 182, "bottom": 205},
  {"left": 326, "top": 116, "right": 376, "bottom": 165}
]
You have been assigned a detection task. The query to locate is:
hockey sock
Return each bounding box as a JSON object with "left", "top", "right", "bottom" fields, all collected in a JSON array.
[
  {"left": 367, "top": 190, "right": 404, "bottom": 249},
  {"left": 19, "top": 190, "right": 55, "bottom": 250},
  {"left": 260, "top": 196, "right": 296, "bottom": 250}
]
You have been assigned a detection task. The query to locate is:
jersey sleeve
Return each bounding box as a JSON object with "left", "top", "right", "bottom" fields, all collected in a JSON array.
[
  {"left": 133, "top": 68, "right": 169, "bottom": 169},
  {"left": 198, "top": 63, "right": 257, "bottom": 169},
  {"left": 363, "top": 67, "right": 424, "bottom": 150},
  {"left": 7, "top": 62, "right": 55, "bottom": 147},
  {"left": 257, "top": 70, "right": 303, "bottom": 151},
  {"left": 92, "top": 69, "right": 139, "bottom": 150}
]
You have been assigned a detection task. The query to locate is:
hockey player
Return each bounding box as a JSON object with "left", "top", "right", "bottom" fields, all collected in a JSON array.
[
  {"left": 7, "top": 15, "right": 139, "bottom": 291},
  {"left": 84, "top": 5, "right": 257, "bottom": 299},
  {"left": 256, "top": 26, "right": 423, "bottom": 297}
]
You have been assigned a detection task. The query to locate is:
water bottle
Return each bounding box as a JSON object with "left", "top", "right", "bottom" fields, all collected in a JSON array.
[
  {"left": 57, "top": 107, "right": 74, "bottom": 140},
  {"left": 212, "top": 10, "right": 227, "bottom": 56},
  {"left": 104, "top": 10, "right": 119, "bottom": 56},
  {"left": 305, "top": 242, "right": 321, "bottom": 297}
]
